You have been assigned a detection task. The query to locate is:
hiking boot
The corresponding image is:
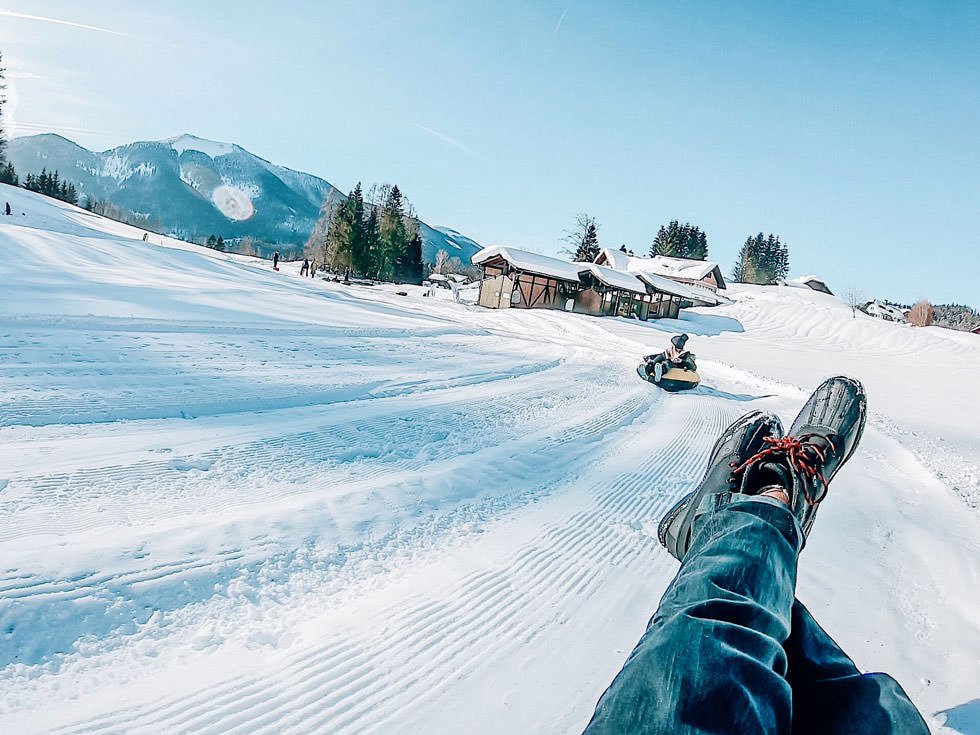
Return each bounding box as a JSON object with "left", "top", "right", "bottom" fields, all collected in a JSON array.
[
  {"left": 658, "top": 410, "right": 784, "bottom": 560},
  {"left": 653, "top": 362, "right": 664, "bottom": 382},
  {"left": 733, "top": 376, "right": 867, "bottom": 538}
]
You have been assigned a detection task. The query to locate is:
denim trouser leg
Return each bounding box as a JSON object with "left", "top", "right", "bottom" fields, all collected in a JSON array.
[
  {"left": 584, "top": 499, "right": 801, "bottom": 735},
  {"left": 786, "top": 600, "right": 930, "bottom": 735}
]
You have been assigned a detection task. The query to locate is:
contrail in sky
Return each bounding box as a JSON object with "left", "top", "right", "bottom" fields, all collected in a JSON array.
[
  {"left": 0, "top": 9, "right": 130, "bottom": 37},
  {"left": 412, "top": 123, "right": 475, "bottom": 155},
  {"left": 553, "top": 6, "right": 569, "bottom": 37}
]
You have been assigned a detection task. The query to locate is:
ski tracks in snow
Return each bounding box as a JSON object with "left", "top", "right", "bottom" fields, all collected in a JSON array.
[{"left": 22, "top": 391, "right": 743, "bottom": 735}]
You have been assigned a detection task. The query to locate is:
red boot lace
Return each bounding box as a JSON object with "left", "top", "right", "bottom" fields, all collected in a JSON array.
[{"left": 730, "top": 434, "right": 837, "bottom": 505}]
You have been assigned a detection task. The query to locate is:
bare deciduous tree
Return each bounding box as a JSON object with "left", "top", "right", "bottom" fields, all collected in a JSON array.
[
  {"left": 907, "top": 300, "right": 934, "bottom": 327},
  {"left": 843, "top": 286, "right": 864, "bottom": 318}
]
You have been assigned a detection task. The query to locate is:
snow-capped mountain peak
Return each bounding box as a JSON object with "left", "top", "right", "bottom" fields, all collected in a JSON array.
[{"left": 163, "top": 134, "right": 238, "bottom": 159}]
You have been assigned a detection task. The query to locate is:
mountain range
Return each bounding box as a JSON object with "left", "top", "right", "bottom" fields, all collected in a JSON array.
[{"left": 6, "top": 133, "right": 482, "bottom": 265}]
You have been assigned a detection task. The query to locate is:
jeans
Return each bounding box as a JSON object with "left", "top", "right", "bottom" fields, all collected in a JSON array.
[{"left": 583, "top": 499, "right": 929, "bottom": 734}]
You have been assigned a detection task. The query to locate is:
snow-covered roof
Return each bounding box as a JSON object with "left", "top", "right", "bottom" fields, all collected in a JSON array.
[
  {"left": 863, "top": 300, "right": 907, "bottom": 321},
  {"left": 634, "top": 272, "right": 698, "bottom": 299},
  {"left": 787, "top": 275, "right": 833, "bottom": 294},
  {"left": 595, "top": 249, "right": 724, "bottom": 286},
  {"left": 578, "top": 263, "right": 648, "bottom": 294},
  {"left": 472, "top": 246, "right": 583, "bottom": 282}
]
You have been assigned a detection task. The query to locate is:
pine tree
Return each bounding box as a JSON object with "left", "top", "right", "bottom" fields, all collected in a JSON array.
[
  {"left": 651, "top": 221, "right": 708, "bottom": 259},
  {"left": 0, "top": 161, "right": 18, "bottom": 185},
  {"left": 565, "top": 214, "right": 600, "bottom": 262},
  {"left": 347, "top": 183, "right": 365, "bottom": 271},
  {"left": 0, "top": 51, "right": 7, "bottom": 167},
  {"left": 732, "top": 232, "right": 788, "bottom": 284},
  {"left": 206, "top": 235, "right": 217, "bottom": 248},
  {"left": 215, "top": 236, "right": 225, "bottom": 252}
]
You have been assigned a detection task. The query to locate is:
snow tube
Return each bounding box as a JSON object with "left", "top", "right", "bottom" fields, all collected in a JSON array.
[{"left": 636, "top": 363, "right": 701, "bottom": 392}]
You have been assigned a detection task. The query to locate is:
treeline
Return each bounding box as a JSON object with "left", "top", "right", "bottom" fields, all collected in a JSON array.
[
  {"left": 566, "top": 216, "right": 711, "bottom": 263},
  {"left": 204, "top": 235, "right": 226, "bottom": 252},
  {"left": 306, "top": 183, "right": 424, "bottom": 284},
  {"left": 565, "top": 213, "right": 790, "bottom": 286},
  {"left": 927, "top": 303, "right": 979, "bottom": 332},
  {"left": 23, "top": 168, "right": 79, "bottom": 205}
]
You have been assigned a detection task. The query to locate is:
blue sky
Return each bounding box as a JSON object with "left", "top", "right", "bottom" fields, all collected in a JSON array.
[{"left": 2, "top": 1, "right": 978, "bottom": 305}]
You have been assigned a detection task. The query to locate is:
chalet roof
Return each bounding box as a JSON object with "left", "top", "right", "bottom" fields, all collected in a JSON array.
[
  {"left": 634, "top": 271, "right": 700, "bottom": 300},
  {"left": 595, "top": 249, "right": 726, "bottom": 288},
  {"left": 861, "top": 300, "right": 907, "bottom": 321},
  {"left": 472, "top": 246, "right": 583, "bottom": 282},
  {"left": 578, "top": 263, "right": 648, "bottom": 295}
]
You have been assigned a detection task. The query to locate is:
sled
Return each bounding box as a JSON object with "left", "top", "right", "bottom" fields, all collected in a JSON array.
[{"left": 636, "top": 363, "right": 701, "bottom": 392}]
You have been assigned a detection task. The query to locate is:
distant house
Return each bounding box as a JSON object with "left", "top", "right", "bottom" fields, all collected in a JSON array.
[
  {"left": 787, "top": 275, "right": 833, "bottom": 295},
  {"left": 971, "top": 326, "right": 980, "bottom": 335},
  {"left": 471, "top": 245, "right": 696, "bottom": 320},
  {"left": 593, "top": 249, "right": 729, "bottom": 306},
  {"left": 860, "top": 300, "right": 907, "bottom": 323}
]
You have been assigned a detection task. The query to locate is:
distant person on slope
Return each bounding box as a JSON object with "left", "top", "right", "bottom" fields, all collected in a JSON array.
[
  {"left": 273, "top": 250, "right": 280, "bottom": 271},
  {"left": 583, "top": 376, "right": 928, "bottom": 735},
  {"left": 643, "top": 333, "right": 696, "bottom": 382},
  {"left": 300, "top": 258, "right": 310, "bottom": 277},
  {"left": 4, "top": 202, "right": 10, "bottom": 216},
  {"left": 310, "top": 260, "right": 317, "bottom": 278}
]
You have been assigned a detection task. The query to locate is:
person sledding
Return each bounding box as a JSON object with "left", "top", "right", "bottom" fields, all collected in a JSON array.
[
  {"left": 583, "top": 376, "right": 929, "bottom": 735},
  {"left": 643, "top": 333, "right": 696, "bottom": 383}
]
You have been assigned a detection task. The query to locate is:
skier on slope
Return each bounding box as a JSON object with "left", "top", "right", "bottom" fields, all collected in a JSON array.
[
  {"left": 273, "top": 250, "right": 280, "bottom": 270},
  {"left": 300, "top": 258, "right": 310, "bottom": 277},
  {"left": 642, "top": 333, "right": 696, "bottom": 382}
]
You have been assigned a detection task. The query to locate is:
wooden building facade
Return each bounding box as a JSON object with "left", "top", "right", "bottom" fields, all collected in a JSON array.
[{"left": 473, "top": 246, "right": 690, "bottom": 321}]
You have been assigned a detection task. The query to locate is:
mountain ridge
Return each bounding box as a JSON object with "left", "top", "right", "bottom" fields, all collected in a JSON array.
[{"left": 7, "top": 133, "right": 482, "bottom": 265}]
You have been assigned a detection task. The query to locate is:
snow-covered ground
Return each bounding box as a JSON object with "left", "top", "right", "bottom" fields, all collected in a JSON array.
[{"left": 1, "top": 183, "right": 978, "bottom": 734}]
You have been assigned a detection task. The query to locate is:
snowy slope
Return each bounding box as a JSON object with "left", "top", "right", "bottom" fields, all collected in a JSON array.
[{"left": 0, "top": 183, "right": 978, "bottom": 734}]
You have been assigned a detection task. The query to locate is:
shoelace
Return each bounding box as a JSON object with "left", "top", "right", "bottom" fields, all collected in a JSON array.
[{"left": 730, "top": 434, "right": 837, "bottom": 505}]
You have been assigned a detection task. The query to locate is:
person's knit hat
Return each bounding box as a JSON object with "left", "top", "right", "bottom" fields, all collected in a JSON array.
[{"left": 671, "top": 333, "right": 689, "bottom": 348}]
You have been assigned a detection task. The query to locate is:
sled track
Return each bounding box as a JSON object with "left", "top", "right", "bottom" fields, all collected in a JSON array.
[
  {"left": 0, "top": 370, "right": 652, "bottom": 673},
  {"left": 44, "top": 394, "right": 743, "bottom": 735},
  {"left": 0, "top": 360, "right": 591, "bottom": 538}
]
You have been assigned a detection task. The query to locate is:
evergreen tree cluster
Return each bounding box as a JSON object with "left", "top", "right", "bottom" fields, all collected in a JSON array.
[
  {"left": 0, "top": 50, "right": 7, "bottom": 166},
  {"left": 932, "top": 303, "right": 980, "bottom": 332},
  {"left": 309, "top": 183, "right": 423, "bottom": 284},
  {"left": 566, "top": 214, "right": 600, "bottom": 262},
  {"left": 23, "top": 168, "right": 79, "bottom": 205},
  {"left": 650, "top": 221, "right": 708, "bottom": 260},
  {"left": 205, "top": 234, "right": 226, "bottom": 252},
  {"left": 0, "top": 50, "right": 17, "bottom": 185},
  {"left": 0, "top": 160, "right": 15, "bottom": 185},
  {"left": 732, "top": 233, "right": 789, "bottom": 285}
]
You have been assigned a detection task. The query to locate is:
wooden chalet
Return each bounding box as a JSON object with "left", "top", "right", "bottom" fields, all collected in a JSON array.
[
  {"left": 473, "top": 246, "right": 582, "bottom": 310},
  {"left": 472, "top": 246, "right": 695, "bottom": 321}
]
